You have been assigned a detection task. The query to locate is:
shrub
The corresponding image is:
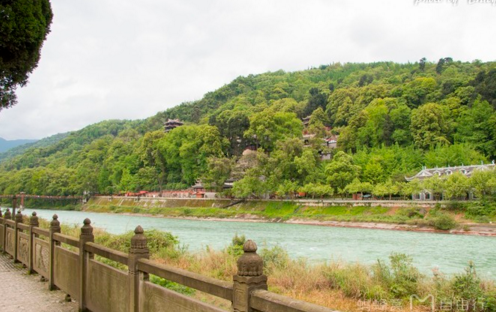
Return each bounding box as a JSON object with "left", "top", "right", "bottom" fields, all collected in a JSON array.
[
  {"left": 432, "top": 213, "right": 458, "bottom": 230},
  {"left": 259, "top": 245, "right": 290, "bottom": 273},
  {"left": 183, "top": 208, "right": 193, "bottom": 216},
  {"left": 445, "top": 201, "right": 467, "bottom": 211},
  {"left": 150, "top": 275, "right": 195, "bottom": 295},
  {"left": 226, "top": 233, "right": 245, "bottom": 256},
  {"left": 95, "top": 229, "right": 179, "bottom": 254},
  {"left": 373, "top": 253, "right": 423, "bottom": 299},
  {"left": 444, "top": 262, "right": 496, "bottom": 312}
]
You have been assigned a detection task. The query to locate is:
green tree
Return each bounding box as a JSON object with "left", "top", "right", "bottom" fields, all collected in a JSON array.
[
  {"left": 419, "top": 57, "right": 426, "bottom": 71},
  {"left": 344, "top": 178, "right": 372, "bottom": 197},
  {"left": 294, "top": 149, "right": 324, "bottom": 185},
  {"left": 401, "top": 78, "right": 437, "bottom": 108},
  {"left": 244, "top": 109, "right": 302, "bottom": 152},
  {"left": 325, "top": 152, "right": 361, "bottom": 194},
  {"left": 307, "top": 107, "right": 329, "bottom": 138},
  {"left": 373, "top": 179, "right": 399, "bottom": 200},
  {"left": 469, "top": 169, "right": 496, "bottom": 199},
  {"left": 303, "top": 88, "right": 328, "bottom": 117},
  {"left": 410, "top": 103, "right": 450, "bottom": 149},
  {"left": 400, "top": 179, "right": 423, "bottom": 200},
  {"left": 0, "top": 0, "right": 53, "bottom": 109},
  {"left": 423, "top": 175, "right": 446, "bottom": 200},
  {"left": 372, "top": 183, "right": 389, "bottom": 199},
  {"left": 159, "top": 125, "right": 225, "bottom": 186},
  {"left": 300, "top": 183, "right": 334, "bottom": 199},
  {"left": 444, "top": 172, "right": 469, "bottom": 200},
  {"left": 133, "top": 167, "right": 159, "bottom": 191},
  {"left": 202, "top": 157, "right": 233, "bottom": 192},
  {"left": 455, "top": 100, "right": 496, "bottom": 157}
]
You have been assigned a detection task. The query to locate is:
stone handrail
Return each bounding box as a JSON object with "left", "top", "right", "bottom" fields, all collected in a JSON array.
[
  {"left": 53, "top": 232, "right": 80, "bottom": 247},
  {"left": 85, "top": 242, "right": 129, "bottom": 265},
  {"left": 137, "top": 258, "right": 234, "bottom": 301},
  {"left": 0, "top": 209, "right": 337, "bottom": 312},
  {"left": 251, "top": 290, "right": 340, "bottom": 312}
]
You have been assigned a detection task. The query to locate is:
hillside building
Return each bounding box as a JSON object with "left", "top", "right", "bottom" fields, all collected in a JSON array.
[
  {"left": 405, "top": 162, "right": 495, "bottom": 200},
  {"left": 164, "top": 119, "right": 184, "bottom": 132}
]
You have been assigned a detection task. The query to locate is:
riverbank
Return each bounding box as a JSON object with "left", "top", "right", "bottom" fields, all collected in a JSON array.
[{"left": 83, "top": 197, "right": 496, "bottom": 237}]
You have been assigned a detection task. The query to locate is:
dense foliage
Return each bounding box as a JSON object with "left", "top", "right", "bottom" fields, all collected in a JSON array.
[
  {"left": 0, "top": 0, "right": 53, "bottom": 109},
  {"left": 1, "top": 60, "right": 496, "bottom": 198}
]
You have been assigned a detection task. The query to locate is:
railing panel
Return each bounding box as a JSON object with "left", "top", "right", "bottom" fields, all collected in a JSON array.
[
  {"left": 17, "top": 231, "right": 30, "bottom": 265},
  {"left": 5, "top": 227, "right": 15, "bottom": 255},
  {"left": 86, "top": 259, "right": 129, "bottom": 312},
  {"left": 54, "top": 246, "right": 80, "bottom": 301},
  {"left": 139, "top": 280, "right": 227, "bottom": 312},
  {"left": 33, "top": 238, "right": 49, "bottom": 278},
  {"left": 250, "top": 290, "right": 338, "bottom": 312}
]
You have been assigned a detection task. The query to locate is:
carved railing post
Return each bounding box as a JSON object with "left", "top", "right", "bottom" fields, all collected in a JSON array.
[
  {"left": 1, "top": 209, "right": 5, "bottom": 254},
  {"left": 4, "top": 208, "right": 11, "bottom": 220},
  {"left": 129, "top": 225, "right": 149, "bottom": 312},
  {"left": 233, "top": 240, "right": 268, "bottom": 312},
  {"left": 12, "top": 195, "right": 17, "bottom": 220},
  {"left": 2, "top": 209, "right": 10, "bottom": 255},
  {"left": 28, "top": 212, "right": 39, "bottom": 273},
  {"left": 13, "top": 210, "right": 22, "bottom": 263},
  {"left": 79, "top": 218, "right": 94, "bottom": 312},
  {"left": 49, "top": 214, "right": 61, "bottom": 290}
]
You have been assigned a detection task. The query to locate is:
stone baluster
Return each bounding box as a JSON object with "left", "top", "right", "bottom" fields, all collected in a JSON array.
[
  {"left": 4, "top": 208, "right": 11, "bottom": 220},
  {"left": 11, "top": 196, "right": 17, "bottom": 220},
  {"left": 48, "top": 214, "right": 61, "bottom": 290},
  {"left": 79, "top": 218, "right": 94, "bottom": 312},
  {"left": 129, "top": 225, "right": 150, "bottom": 312},
  {"left": 1, "top": 209, "right": 8, "bottom": 254},
  {"left": 233, "top": 240, "right": 268, "bottom": 312},
  {"left": 13, "top": 210, "right": 23, "bottom": 263},
  {"left": 28, "top": 212, "right": 39, "bottom": 274}
]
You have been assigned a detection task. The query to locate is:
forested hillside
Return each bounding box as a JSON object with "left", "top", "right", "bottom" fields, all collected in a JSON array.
[
  {"left": 1, "top": 59, "right": 495, "bottom": 198},
  {"left": 0, "top": 133, "right": 68, "bottom": 162}
]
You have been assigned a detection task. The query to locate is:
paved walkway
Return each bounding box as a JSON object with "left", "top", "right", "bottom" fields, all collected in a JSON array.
[{"left": 0, "top": 253, "right": 78, "bottom": 312}]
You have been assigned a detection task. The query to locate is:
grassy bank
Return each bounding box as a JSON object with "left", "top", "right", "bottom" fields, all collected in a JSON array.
[
  {"left": 29, "top": 216, "right": 496, "bottom": 312},
  {"left": 84, "top": 199, "right": 496, "bottom": 231}
]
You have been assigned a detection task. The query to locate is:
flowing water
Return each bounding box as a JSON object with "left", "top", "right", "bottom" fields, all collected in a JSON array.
[{"left": 15, "top": 208, "right": 496, "bottom": 278}]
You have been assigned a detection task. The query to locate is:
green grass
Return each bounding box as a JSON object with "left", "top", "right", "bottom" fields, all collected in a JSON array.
[{"left": 82, "top": 199, "right": 496, "bottom": 227}]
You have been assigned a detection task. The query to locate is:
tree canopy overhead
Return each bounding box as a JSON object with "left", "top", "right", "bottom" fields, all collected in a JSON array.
[{"left": 0, "top": 0, "right": 53, "bottom": 110}]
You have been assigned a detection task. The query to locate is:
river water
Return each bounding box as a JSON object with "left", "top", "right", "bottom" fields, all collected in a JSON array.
[{"left": 16, "top": 208, "right": 496, "bottom": 278}]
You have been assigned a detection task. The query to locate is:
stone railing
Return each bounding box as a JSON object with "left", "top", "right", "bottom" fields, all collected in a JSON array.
[{"left": 0, "top": 209, "right": 337, "bottom": 312}]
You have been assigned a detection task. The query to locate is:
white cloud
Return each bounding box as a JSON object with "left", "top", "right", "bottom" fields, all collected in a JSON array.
[{"left": 0, "top": 0, "right": 495, "bottom": 139}]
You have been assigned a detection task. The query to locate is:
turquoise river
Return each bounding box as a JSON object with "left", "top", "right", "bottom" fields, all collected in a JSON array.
[{"left": 16, "top": 208, "right": 496, "bottom": 279}]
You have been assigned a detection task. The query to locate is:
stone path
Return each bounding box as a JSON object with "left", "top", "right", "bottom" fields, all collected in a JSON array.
[{"left": 0, "top": 253, "right": 78, "bottom": 312}]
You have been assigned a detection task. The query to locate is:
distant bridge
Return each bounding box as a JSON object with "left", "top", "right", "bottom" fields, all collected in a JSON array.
[
  {"left": 0, "top": 194, "right": 84, "bottom": 217},
  {"left": 0, "top": 194, "right": 83, "bottom": 200}
]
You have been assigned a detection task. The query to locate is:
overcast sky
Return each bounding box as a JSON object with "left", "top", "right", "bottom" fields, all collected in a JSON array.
[{"left": 0, "top": 0, "right": 495, "bottom": 140}]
